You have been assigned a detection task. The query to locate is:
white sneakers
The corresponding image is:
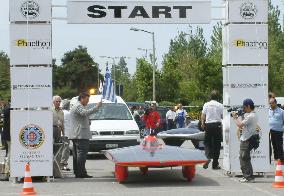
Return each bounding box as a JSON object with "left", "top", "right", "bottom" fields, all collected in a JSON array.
[{"left": 239, "top": 177, "right": 255, "bottom": 183}]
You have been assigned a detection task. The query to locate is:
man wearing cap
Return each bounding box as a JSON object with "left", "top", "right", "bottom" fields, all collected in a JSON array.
[
  {"left": 268, "top": 97, "right": 284, "bottom": 162},
  {"left": 232, "top": 99, "right": 258, "bottom": 183},
  {"left": 201, "top": 90, "right": 223, "bottom": 170}
]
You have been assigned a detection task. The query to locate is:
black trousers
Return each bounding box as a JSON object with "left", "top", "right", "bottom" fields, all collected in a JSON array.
[
  {"left": 204, "top": 122, "right": 222, "bottom": 167},
  {"left": 167, "top": 119, "right": 176, "bottom": 130},
  {"left": 72, "top": 139, "right": 90, "bottom": 177},
  {"left": 270, "top": 130, "right": 284, "bottom": 162}
]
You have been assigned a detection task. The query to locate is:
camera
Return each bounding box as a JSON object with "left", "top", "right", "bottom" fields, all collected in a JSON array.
[
  {"left": 144, "top": 105, "right": 151, "bottom": 115},
  {"left": 227, "top": 107, "right": 245, "bottom": 117}
]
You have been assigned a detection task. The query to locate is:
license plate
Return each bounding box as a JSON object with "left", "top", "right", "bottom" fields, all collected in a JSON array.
[{"left": 106, "top": 144, "right": 118, "bottom": 149}]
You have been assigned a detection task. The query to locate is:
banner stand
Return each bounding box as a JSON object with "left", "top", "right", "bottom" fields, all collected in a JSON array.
[
  {"left": 222, "top": 0, "right": 271, "bottom": 176},
  {"left": 9, "top": 0, "right": 53, "bottom": 183}
]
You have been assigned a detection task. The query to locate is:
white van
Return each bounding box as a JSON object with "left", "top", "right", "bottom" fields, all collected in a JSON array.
[
  {"left": 276, "top": 97, "right": 284, "bottom": 107},
  {"left": 70, "top": 95, "right": 140, "bottom": 152}
]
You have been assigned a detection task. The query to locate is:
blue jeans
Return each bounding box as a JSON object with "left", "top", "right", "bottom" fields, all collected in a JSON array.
[{"left": 72, "top": 139, "right": 89, "bottom": 177}]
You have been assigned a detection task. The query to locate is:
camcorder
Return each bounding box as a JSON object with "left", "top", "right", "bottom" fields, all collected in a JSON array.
[
  {"left": 227, "top": 107, "right": 245, "bottom": 118},
  {"left": 144, "top": 105, "right": 151, "bottom": 115}
]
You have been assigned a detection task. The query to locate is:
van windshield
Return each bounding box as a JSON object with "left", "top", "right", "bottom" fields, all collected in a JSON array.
[{"left": 88, "top": 103, "right": 133, "bottom": 120}]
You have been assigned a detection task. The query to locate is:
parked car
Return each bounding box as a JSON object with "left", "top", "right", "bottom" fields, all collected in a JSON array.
[
  {"left": 156, "top": 106, "right": 168, "bottom": 132},
  {"left": 70, "top": 95, "right": 140, "bottom": 153}
]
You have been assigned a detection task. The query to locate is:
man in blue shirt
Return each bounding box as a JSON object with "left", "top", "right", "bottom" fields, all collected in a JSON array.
[{"left": 269, "top": 97, "right": 284, "bottom": 162}]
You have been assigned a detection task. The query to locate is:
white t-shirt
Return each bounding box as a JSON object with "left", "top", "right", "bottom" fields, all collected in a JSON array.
[
  {"left": 63, "top": 110, "right": 71, "bottom": 138},
  {"left": 166, "top": 110, "right": 177, "bottom": 120},
  {"left": 202, "top": 100, "right": 223, "bottom": 123},
  {"left": 240, "top": 111, "right": 258, "bottom": 141}
]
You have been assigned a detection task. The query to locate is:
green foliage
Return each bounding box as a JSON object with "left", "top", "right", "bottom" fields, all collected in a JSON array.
[
  {"left": 53, "top": 46, "right": 100, "bottom": 98},
  {"left": 158, "top": 101, "right": 176, "bottom": 107},
  {"left": 159, "top": 25, "right": 222, "bottom": 104},
  {"left": 53, "top": 86, "right": 77, "bottom": 99},
  {"left": 0, "top": 52, "right": 10, "bottom": 101},
  {"left": 268, "top": 1, "right": 284, "bottom": 95},
  {"left": 123, "top": 77, "right": 137, "bottom": 101},
  {"left": 134, "top": 58, "right": 153, "bottom": 102},
  {"left": 111, "top": 57, "right": 134, "bottom": 100}
]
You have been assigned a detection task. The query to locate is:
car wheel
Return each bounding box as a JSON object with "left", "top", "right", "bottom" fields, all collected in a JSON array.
[
  {"left": 139, "top": 167, "right": 148, "bottom": 175},
  {"left": 182, "top": 165, "right": 196, "bottom": 182},
  {"left": 115, "top": 165, "right": 128, "bottom": 183}
]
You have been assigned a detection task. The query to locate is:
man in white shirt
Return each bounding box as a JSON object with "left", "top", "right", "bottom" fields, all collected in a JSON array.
[
  {"left": 166, "top": 106, "right": 177, "bottom": 130},
  {"left": 233, "top": 99, "right": 258, "bottom": 183},
  {"left": 201, "top": 90, "right": 223, "bottom": 170},
  {"left": 61, "top": 100, "right": 71, "bottom": 171}
]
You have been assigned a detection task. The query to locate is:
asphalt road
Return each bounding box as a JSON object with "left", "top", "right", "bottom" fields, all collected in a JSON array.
[{"left": 0, "top": 141, "right": 283, "bottom": 196}]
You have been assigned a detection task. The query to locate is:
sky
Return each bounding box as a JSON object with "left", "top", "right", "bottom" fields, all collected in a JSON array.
[{"left": 0, "top": 0, "right": 283, "bottom": 75}]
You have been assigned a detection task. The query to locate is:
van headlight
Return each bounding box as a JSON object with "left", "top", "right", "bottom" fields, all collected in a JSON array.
[
  {"left": 126, "top": 130, "right": 139, "bottom": 135},
  {"left": 91, "top": 131, "right": 99, "bottom": 135}
]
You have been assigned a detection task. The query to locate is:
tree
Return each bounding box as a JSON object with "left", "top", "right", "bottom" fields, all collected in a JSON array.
[
  {"left": 268, "top": 1, "right": 284, "bottom": 95},
  {"left": 160, "top": 27, "right": 212, "bottom": 103},
  {"left": 53, "top": 46, "right": 100, "bottom": 98},
  {"left": 134, "top": 58, "right": 153, "bottom": 101},
  {"left": 0, "top": 52, "right": 10, "bottom": 101},
  {"left": 111, "top": 57, "right": 133, "bottom": 99}
]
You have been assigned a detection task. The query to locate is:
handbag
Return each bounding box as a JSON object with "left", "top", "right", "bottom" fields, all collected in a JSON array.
[{"left": 248, "top": 134, "right": 260, "bottom": 150}]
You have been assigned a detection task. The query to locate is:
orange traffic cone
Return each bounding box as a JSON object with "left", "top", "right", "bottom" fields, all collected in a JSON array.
[
  {"left": 21, "top": 163, "right": 36, "bottom": 195},
  {"left": 273, "top": 159, "right": 284, "bottom": 188}
]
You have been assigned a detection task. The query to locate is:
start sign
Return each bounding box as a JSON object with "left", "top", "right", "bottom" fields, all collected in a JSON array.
[{"left": 67, "top": 0, "right": 211, "bottom": 24}]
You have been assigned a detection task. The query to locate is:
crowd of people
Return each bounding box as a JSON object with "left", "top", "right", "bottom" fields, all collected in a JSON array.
[
  {"left": 130, "top": 90, "right": 284, "bottom": 183},
  {"left": 51, "top": 92, "right": 102, "bottom": 178},
  {"left": 200, "top": 91, "right": 284, "bottom": 183},
  {"left": 0, "top": 90, "right": 283, "bottom": 183}
]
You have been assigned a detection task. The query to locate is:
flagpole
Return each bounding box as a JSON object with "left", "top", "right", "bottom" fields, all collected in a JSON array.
[{"left": 97, "top": 64, "right": 100, "bottom": 91}]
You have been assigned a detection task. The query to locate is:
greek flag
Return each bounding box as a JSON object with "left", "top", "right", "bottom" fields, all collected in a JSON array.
[{"left": 102, "top": 67, "right": 117, "bottom": 103}]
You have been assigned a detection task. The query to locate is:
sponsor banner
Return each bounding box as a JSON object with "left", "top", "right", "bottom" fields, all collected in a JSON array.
[
  {"left": 10, "top": 0, "right": 52, "bottom": 22},
  {"left": 223, "top": 66, "right": 268, "bottom": 106},
  {"left": 226, "top": 0, "right": 268, "bottom": 23},
  {"left": 67, "top": 0, "right": 211, "bottom": 24},
  {"left": 11, "top": 67, "right": 52, "bottom": 108},
  {"left": 223, "top": 24, "right": 268, "bottom": 65},
  {"left": 223, "top": 108, "right": 271, "bottom": 173},
  {"left": 10, "top": 110, "right": 53, "bottom": 177},
  {"left": 10, "top": 23, "right": 52, "bottom": 65}
]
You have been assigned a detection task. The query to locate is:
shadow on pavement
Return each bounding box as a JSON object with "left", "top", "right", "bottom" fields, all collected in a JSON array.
[
  {"left": 54, "top": 169, "right": 219, "bottom": 187},
  {"left": 86, "top": 153, "right": 107, "bottom": 160},
  {"left": 123, "top": 169, "right": 219, "bottom": 187}
]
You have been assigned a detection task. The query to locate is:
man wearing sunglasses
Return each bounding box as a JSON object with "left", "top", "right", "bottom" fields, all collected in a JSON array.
[{"left": 268, "top": 97, "right": 284, "bottom": 163}]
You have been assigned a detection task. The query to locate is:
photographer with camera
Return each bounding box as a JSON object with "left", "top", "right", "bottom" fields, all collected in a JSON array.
[
  {"left": 232, "top": 99, "right": 258, "bottom": 183},
  {"left": 201, "top": 90, "right": 223, "bottom": 170},
  {"left": 142, "top": 103, "right": 161, "bottom": 136}
]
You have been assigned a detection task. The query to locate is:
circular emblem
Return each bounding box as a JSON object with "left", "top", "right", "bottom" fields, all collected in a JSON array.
[
  {"left": 20, "top": 1, "right": 40, "bottom": 20},
  {"left": 240, "top": 2, "right": 257, "bottom": 20},
  {"left": 19, "top": 124, "right": 45, "bottom": 149}
]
